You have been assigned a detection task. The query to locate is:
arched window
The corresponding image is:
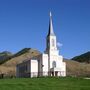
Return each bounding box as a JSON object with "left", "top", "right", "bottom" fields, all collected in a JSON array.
[
  {"left": 52, "top": 39, "right": 55, "bottom": 47},
  {"left": 52, "top": 61, "right": 56, "bottom": 68}
]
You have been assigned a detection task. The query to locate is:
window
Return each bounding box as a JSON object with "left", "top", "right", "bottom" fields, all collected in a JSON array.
[
  {"left": 52, "top": 61, "right": 56, "bottom": 68},
  {"left": 52, "top": 39, "right": 55, "bottom": 47}
]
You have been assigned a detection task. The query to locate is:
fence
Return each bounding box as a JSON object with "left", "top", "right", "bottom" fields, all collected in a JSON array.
[
  {"left": 0, "top": 71, "right": 90, "bottom": 79},
  {"left": 17, "top": 71, "right": 66, "bottom": 78}
]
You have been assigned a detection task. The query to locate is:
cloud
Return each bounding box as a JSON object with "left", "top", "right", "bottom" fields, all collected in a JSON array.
[{"left": 57, "top": 42, "right": 63, "bottom": 47}]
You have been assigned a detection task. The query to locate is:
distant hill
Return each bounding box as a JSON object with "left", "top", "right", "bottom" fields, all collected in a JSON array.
[
  {"left": 64, "top": 59, "right": 90, "bottom": 77},
  {"left": 13, "top": 48, "right": 32, "bottom": 57},
  {"left": 0, "top": 48, "right": 41, "bottom": 76},
  {"left": 0, "top": 49, "right": 90, "bottom": 77},
  {"left": 0, "top": 48, "right": 40, "bottom": 65},
  {"left": 0, "top": 51, "right": 13, "bottom": 64},
  {"left": 72, "top": 51, "right": 90, "bottom": 63},
  {"left": 1, "top": 48, "right": 41, "bottom": 66}
]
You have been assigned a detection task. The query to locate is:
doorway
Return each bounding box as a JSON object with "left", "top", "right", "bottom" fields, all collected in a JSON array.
[{"left": 55, "top": 71, "right": 58, "bottom": 76}]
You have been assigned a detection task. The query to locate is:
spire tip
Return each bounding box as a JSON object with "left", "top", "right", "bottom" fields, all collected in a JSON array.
[{"left": 50, "top": 11, "right": 52, "bottom": 17}]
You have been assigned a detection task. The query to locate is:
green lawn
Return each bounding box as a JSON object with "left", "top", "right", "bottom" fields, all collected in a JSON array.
[{"left": 0, "top": 77, "right": 90, "bottom": 90}]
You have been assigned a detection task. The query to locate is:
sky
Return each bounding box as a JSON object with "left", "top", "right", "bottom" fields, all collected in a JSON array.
[{"left": 0, "top": 0, "right": 90, "bottom": 59}]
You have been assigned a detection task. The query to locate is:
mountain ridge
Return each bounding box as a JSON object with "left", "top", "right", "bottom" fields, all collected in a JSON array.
[
  {"left": 72, "top": 51, "right": 90, "bottom": 63},
  {"left": 0, "top": 48, "right": 90, "bottom": 77}
]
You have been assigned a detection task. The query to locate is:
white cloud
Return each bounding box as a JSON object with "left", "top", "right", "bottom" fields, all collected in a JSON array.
[{"left": 57, "top": 42, "right": 63, "bottom": 47}]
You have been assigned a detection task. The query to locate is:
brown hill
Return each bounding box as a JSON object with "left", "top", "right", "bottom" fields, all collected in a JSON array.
[
  {"left": 72, "top": 51, "right": 90, "bottom": 63},
  {"left": 65, "top": 60, "right": 90, "bottom": 77},
  {"left": 0, "top": 49, "right": 90, "bottom": 77},
  {"left": 0, "top": 51, "right": 13, "bottom": 64},
  {"left": 0, "top": 48, "right": 41, "bottom": 76}
]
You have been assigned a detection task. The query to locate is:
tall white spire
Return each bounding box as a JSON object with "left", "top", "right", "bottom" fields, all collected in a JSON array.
[
  {"left": 50, "top": 11, "right": 52, "bottom": 17},
  {"left": 47, "top": 11, "right": 55, "bottom": 36}
]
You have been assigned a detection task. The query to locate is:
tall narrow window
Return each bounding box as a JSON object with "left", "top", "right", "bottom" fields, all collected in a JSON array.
[
  {"left": 52, "top": 61, "right": 56, "bottom": 68},
  {"left": 52, "top": 39, "right": 55, "bottom": 47}
]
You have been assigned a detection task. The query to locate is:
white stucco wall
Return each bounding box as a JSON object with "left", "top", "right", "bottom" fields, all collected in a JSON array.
[
  {"left": 49, "top": 54, "right": 66, "bottom": 76},
  {"left": 31, "top": 59, "right": 38, "bottom": 77},
  {"left": 42, "top": 54, "right": 48, "bottom": 76}
]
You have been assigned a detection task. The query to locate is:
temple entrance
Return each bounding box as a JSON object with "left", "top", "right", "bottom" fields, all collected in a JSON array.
[
  {"left": 55, "top": 71, "right": 58, "bottom": 76},
  {"left": 51, "top": 71, "right": 58, "bottom": 76},
  {"left": 51, "top": 72, "right": 54, "bottom": 76}
]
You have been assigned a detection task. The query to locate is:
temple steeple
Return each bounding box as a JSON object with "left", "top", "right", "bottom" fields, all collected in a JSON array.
[
  {"left": 47, "top": 12, "right": 55, "bottom": 36},
  {"left": 45, "top": 12, "right": 58, "bottom": 54}
]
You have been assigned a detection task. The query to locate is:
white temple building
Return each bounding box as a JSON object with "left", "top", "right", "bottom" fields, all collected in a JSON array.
[{"left": 16, "top": 12, "right": 66, "bottom": 78}]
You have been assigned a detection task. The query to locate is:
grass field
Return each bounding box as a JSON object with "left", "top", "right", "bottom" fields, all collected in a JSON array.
[{"left": 0, "top": 77, "right": 90, "bottom": 90}]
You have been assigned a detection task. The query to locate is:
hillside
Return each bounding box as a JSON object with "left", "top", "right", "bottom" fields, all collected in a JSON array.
[
  {"left": 72, "top": 51, "right": 90, "bottom": 63},
  {"left": 0, "top": 48, "right": 41, "bottom": 65},
  {"left": 65, "top": 59, "right": 90, "bottom": 76},
  {"left": 0, "top": 51, "right": 13, "bottom": 64},
  {"left": 0, "top": 48, "right": 41, "bottom": 76},
  {"left": 0, "top": 49, "right": 90, "bottom": 77}
]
